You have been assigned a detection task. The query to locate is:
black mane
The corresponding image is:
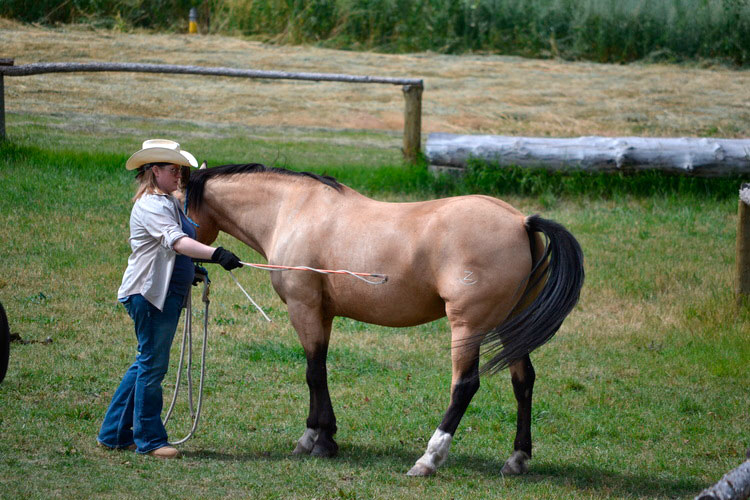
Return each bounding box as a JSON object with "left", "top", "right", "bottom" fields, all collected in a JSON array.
[{"left": 186, "top": 163, "right": 342, "bottom": 213}]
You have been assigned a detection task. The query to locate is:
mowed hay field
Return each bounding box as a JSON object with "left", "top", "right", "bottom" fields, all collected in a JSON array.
[
  {"left": 1, "top": 20, "right": 749, "bottom": 500},
  {"left": 3, "top": 18, "right": 750, "bottom": 139}
]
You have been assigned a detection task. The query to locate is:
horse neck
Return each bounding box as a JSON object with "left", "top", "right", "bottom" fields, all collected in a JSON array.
[{"left": 202, "top": 174, "right": 289, "bottom": 258}]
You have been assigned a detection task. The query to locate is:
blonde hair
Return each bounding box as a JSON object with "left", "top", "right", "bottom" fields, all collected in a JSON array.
[
  {"left": 133, "top": 165, "right": 166, "bottom": 201},
  {"left": 132, "top": 163, "right": 190, "bottom": 201}
]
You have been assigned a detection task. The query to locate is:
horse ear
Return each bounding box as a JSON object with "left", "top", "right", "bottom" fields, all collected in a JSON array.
[{"left": 200, "top": 161, "right": 207, "bottom": 170}]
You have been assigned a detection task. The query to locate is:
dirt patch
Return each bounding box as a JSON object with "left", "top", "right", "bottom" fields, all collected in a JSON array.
[{"left": 2, "top": 20, "right": 750, "bottom": 138}]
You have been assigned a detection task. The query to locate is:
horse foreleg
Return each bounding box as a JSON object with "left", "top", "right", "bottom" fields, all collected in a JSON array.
[
  {"left": 502, "top": 353, "right": 535, "bottom": 475},
  {"left": 304, "top": 346, "right": 339, "bottom": 457},
  {"left": 288, "top": 307, "right": 338, "bottom": 458},
  {"left": 407, "top": 336, "right": 480, "bottom": 477}
]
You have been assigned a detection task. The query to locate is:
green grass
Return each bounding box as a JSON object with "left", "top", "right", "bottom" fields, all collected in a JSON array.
[
  {"left": 5, "top": 112, "right": 404, "bottom": 171},
  {"left": 3, "top": 0, "right": 750, "bottom": 66},
  {"left": 0, "top": 120, "right": 748, "bottom": 499}
]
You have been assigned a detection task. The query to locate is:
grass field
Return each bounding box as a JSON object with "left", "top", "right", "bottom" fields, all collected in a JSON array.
[
  {"left": 1, "top": 123, "right": 749, "bottom": 499},
  {"left": 1, "top": 21, "right": 749, "bottom": 500},
  {"left": 4, "top": 19, "right": 750, "bottom": 141}
]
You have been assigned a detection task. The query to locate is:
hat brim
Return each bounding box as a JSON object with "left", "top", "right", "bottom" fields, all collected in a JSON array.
[{"left": 126, "top": 147, "right": 198, "bottom": 170}]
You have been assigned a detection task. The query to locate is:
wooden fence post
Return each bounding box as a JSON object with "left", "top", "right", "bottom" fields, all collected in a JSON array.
[
  {"left": 402, "top": 83, "right": 423, "bottom": 164},
  {"left": 0, "top": 58, "right": 13, "bottom": 140},
  {"left": 736, "top": 183, "right": 750, "bottom": 307}
]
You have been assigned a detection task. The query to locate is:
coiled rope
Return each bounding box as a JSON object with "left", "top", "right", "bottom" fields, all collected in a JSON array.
[{"left": 163, "top": 273, "right": 209, "bottom": 445}]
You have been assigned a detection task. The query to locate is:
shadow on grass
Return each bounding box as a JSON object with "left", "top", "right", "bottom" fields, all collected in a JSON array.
[
  {"left": 485, "top": 459, "right": 705, "bottom": 499},
  {"left": 183, "top": 444, "right": 705, "bottom": 498}
]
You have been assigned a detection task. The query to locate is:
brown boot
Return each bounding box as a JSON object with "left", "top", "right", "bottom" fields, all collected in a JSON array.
[{"left": 147, "top": 446, "right": 181, "bottom": 459}]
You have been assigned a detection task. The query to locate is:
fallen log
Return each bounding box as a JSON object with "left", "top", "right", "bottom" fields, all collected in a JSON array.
[
  {"left": 695, "top": 459, "right": 750, "bottom": 500},
  {"left": 426, "top": 133, "right": 750, "bottom": 177}
]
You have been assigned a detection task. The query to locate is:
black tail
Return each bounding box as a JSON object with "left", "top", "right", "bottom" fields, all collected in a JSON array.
[{"left": 480, "top": 215, "right": 584, "bottom": 375}]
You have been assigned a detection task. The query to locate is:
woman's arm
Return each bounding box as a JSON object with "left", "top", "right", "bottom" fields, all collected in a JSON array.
[
  {"left": 173, "top": 237, "right": 243, "bottom": 270},
  {"left": 172, "top": 236, "right": 217, "bottom": 260}
]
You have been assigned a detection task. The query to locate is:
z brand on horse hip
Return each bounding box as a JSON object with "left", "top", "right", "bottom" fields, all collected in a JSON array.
[{"left": 184, "top": 163, "right": 584, "bottom": 477}]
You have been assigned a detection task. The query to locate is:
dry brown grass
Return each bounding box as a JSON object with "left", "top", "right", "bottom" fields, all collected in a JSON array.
[{"left": 2, "top": 19, "right": 750, "bottom": 139}]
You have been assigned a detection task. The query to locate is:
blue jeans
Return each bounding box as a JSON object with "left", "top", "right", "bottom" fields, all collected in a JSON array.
[{"left": 98, "top": 292, "right": 183, "bottom": 453}]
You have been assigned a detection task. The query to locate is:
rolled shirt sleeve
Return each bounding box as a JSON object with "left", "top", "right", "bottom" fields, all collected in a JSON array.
[
  {"left": 136, "top": 195, "right": 188, "bottom": 250},
  {"left": 117, "top": 194, "right": 189, "bottom": 310}
]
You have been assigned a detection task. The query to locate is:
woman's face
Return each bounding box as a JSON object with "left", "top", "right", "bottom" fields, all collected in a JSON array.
[{"left": 153, "top": 163, "right": 182, "bottom": 194}]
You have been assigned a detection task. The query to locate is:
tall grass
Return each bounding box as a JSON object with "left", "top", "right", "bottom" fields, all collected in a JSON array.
[
  {"left": 316, "top": 158, "right": 747, "bottom": 204},
  {"left": 2, "top": 0, "right": 750, "bottom": 65}
]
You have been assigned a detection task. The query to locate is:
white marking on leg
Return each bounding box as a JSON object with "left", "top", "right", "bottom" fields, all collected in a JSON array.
[
  {"left": 460, "top": 270, "right": 478, "bottom": 286},
  {"left": 293, "top": 428, "right": 319, "bottom": 454},
  {"left": 414, "top": 429, "right": 452, "bottom": 472}
]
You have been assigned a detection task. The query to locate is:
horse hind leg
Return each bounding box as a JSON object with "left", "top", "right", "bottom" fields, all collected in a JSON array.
[
  {"left": 501, "top": 353, "right": 535, "bottom": 475},
  {"left": 407, "top": 326, "right": 481, "bottom": 476}
]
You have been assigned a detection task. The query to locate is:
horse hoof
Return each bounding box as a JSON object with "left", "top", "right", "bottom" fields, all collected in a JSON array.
[
  {"left": 407, "top": 463, "right": 436, "bottom": 477},
  {"left": 310, "top": 444, "right": 337, "bottom": 458},
  {"left": 292, "top": 442, "right": 312, "bottom": 455},
  {"left": 310, "top": 436, "right": 338, "bottom": 458},
  {"left": 501, "top": 450, "right": 530, "bottom": 476},
  {"left": 293, "top": 428, "right": 319, "bottom": 455}
]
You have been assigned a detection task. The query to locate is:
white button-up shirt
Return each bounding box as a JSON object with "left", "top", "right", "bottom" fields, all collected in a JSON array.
[{"left": 117, "top": 193, "right": 189, "bottom": 311}]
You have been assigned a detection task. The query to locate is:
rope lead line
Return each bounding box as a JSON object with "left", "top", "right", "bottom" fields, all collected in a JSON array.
[
  {"left": 229, "top": 270, "right": 272, "bottom": 322},
  {"left": 164, "top": 276, "right": 210, "bottom": 445},
  {"left": 229, "top": 262, "right": 387, "bottom": 322},
  {"left": 239, "top": 261, "right": 388, "bottom": 285}
]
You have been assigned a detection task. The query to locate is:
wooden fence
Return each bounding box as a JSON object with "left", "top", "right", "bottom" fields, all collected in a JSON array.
[
  {"left": 737, "top": 184, "right": 750, "bottom": 307},
  {"left": 0, "top": 59, "right": 424, "bottom": 162}
]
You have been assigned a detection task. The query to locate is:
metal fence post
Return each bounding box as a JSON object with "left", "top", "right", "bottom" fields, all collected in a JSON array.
[
  {"left": 402, "top": 83, "right": 423, "bottom": 164},
  {"left": 0, "top": 59, "right": 13, "bottom": 140},
  {"left": 736, "top": 183, "right": 750, "bottom": 307}
]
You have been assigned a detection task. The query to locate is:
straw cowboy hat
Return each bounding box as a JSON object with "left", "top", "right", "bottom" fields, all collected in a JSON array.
[{"left": 126, "top": 139, "right": 198, "bottom": 170}]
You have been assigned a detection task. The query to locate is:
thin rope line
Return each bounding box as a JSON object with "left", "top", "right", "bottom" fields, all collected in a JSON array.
[
  {"left": 164, "top": 283, "right": 210, "bottom": 446},
  {"left": 228, "top": 270, "right": 272, "bottom": 322},
  {"left": 239, "top": 261, "right": 388, "bottom": 285}
]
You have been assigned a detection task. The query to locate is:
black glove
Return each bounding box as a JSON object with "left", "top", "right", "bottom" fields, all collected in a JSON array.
[
  {"left": 192, "top": 264, "right": 210, "bottom": 286},
  {"left": 212, "top": 246, "right": 243, "bottom": 271}
]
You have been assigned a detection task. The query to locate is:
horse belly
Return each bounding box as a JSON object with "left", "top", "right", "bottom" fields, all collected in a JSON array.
[{"left": 326, "top": 280, "right": 445, "bottom": 327}]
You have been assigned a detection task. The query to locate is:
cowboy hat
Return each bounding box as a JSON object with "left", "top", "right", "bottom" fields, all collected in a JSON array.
[{"left": 126, "top": 139, "right": 198, "bottom": 170}]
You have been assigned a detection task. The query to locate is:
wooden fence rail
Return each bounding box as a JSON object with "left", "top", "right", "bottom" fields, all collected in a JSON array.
[{"left": 0, "top": 59, "right": 424, "bottom": 162}]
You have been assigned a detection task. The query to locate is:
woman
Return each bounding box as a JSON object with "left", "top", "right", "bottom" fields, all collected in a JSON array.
[{"left": 97, "top": 139, "right": 242, "bottom": 459}]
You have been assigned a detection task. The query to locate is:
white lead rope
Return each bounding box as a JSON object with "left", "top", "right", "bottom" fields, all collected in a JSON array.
[
  {"left": 163, "top": 275, "right": 210, "bottom": 445},
  {"left": 239, "top": 261, "right": 388, "bottom": 285},
  {"left": 228, "top": 262, "right": 388, "bottom": 322},
  {"left": 228, "top": 270, "right": 272, "bottom": 322}
]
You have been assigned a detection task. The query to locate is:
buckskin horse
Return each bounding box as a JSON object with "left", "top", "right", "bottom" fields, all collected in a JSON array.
[{"left": 183, "top": 163, "right": 584, "bottom": 476}]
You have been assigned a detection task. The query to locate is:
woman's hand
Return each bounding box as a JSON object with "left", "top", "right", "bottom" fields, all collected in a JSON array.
[
  {"left": 173, "top": 237, "right": 243, "bottom": 271},
  {"left": 211, "top": 247, "right": 243, "bottom": 270}
]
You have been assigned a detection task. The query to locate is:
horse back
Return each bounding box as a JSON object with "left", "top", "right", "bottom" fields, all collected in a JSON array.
[{"left": 275, "top": 192, "right": 533, "bottom": 327}]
